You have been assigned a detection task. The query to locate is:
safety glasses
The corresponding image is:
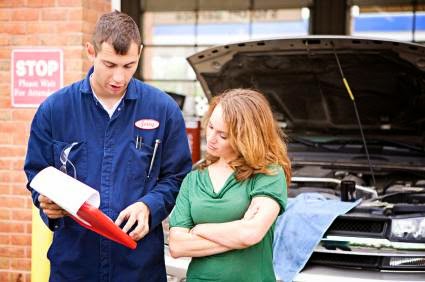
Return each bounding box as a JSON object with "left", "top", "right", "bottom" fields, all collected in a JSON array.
[{"left": 59, "top": 142, "right": 78, "bottom": 179}]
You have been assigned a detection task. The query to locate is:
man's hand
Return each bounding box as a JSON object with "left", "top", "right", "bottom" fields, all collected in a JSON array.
[
  {"left": 38, "top": 194, "right": 68, "bottom": 219},
  {"left": 115, "top": 202, "right": 150, "bottom": 241}
]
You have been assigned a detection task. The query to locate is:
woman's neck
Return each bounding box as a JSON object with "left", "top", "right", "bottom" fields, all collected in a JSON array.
[{"left": 215, "top": 158, "right": 231, "bottom": 168}]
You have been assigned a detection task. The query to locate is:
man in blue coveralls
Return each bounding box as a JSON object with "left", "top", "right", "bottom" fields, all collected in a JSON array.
[{"left": 24, "top": 11, "right": 192, "bottom": 281}]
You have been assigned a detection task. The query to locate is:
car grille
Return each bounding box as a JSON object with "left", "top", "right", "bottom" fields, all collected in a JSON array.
[
  {"left": 309, "top": 252, "right": 425, "bottom": 271},
  {"left": 311, "top": 215, "right": 425, "bottom": 271},
  {"left": 309, "top": 252, "right": 381, "bottom": 269},
  {"left": 326, "top": 216, "right": 389, "bottom": 238}
]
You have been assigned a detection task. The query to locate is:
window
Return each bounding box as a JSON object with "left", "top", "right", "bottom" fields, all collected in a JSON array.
[
  {"left": 350, "top": 2, "right": 425, "bottom": 42},
  {"left": 141, "top": 8, "right": 310, "bottom": 116}
]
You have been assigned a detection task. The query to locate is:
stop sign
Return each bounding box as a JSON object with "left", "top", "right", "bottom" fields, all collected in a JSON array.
[{"left": 11, "top": 48, "right": 63, "bottom": 107}]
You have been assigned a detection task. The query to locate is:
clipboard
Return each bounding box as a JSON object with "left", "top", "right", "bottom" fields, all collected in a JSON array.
[
  {"left": 30, "top": 167, "right": 137, "bottom": 249},
  {"left": 71, "top": 202, "right": 136, "bottom": 249}
]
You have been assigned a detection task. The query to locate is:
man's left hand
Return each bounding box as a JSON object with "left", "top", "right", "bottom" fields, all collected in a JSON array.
[{"left": 115, "top": 202, "right": 150, "bottom": 241}]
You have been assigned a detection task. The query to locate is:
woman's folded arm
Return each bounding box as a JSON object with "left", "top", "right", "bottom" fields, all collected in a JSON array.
[
  {"left": 190, "top": 196, "right": 280, "bottom": 249},
  {"left": 169, "top": 226, "right": 231, "bottom": 258}
]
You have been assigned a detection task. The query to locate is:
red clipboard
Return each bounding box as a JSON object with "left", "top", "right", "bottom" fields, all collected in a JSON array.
[{"left": 70, "top": 201, "right": 137, "bottom": 250}]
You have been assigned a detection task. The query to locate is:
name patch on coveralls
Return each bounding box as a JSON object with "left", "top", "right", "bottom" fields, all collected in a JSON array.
[{"left": 135, "top": 119, "right": 159, "bottom": 130}]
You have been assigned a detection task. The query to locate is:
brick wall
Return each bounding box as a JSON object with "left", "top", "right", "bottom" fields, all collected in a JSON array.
[{"left": 0, "top": 1, "right": 111, "bottom": 281}]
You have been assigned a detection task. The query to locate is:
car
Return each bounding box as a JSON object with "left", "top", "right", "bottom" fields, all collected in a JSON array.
[{"left": 164, "top": 36, "right": 425, "bottom": 281}]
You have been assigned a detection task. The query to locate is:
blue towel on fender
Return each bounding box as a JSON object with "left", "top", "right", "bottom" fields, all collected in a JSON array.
[{"left": 273, "top": 193, "right": 361, "bottom": 282}]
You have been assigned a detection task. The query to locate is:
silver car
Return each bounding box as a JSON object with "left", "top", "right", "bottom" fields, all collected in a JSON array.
[{"left": 165, "top": 36, "right": 425, "bottom": 281}]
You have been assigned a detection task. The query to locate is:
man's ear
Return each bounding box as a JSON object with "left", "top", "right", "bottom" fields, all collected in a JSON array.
[
  {"left": 86, "top": 42, "right": 96, "bottom": 62},
  {"left": 138, "top": 44, "right": 143, "bottom": 59}
]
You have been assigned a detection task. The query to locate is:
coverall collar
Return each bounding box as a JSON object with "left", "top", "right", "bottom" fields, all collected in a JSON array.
[{"left": 80, "top": 66, "right": 139, "bottom": 100}]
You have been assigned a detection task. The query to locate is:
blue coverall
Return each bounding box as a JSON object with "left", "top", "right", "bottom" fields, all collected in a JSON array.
[{"left": 24, "top": 67, "right": 193, "bottom": 281}]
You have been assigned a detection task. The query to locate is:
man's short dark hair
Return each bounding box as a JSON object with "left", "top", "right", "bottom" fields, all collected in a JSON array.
[{"left": 92, "top": 10, "right": 141, "bottom": 55}]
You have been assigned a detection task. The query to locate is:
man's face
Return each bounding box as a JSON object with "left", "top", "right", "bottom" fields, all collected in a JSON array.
[{"left": 87, "top": 41, "right": 140, "bottom": 98}]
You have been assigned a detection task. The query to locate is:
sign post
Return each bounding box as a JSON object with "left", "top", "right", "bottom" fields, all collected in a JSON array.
[{"left": 11, "top": 49, "right": 63, "bottom": 107}]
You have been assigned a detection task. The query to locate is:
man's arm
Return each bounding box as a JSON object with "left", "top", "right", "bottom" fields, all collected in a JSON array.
[
  {"left": 24, "top": 102, "right": 66, "bottom": 230},
  {"left": 191, "top": 197, "right": 280, "bottom": 249},
  {"left": 169, "top": 227, "right": 231, "bottom": 258}
]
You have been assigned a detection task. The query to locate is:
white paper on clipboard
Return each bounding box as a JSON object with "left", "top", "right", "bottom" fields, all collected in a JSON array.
[{"left": 29, "top": 166, "right": 100, "bottom": 220}]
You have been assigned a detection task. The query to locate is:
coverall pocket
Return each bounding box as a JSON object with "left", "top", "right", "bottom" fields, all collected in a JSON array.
[
  {"left": 53, "top": 140, "right": 88, "bottom": 181},
  {"left": 127, "top": 142, "right": 153, "bottom": 182}
]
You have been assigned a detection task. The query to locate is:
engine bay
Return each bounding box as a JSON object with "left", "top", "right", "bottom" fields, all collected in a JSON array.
[{"left": 289, "top": 164, "right": 425, "bottom": 215}]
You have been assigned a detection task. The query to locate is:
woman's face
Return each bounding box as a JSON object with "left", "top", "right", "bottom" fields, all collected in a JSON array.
[{"left": 206, "top": 104, "right": 238, "bottom": 161}]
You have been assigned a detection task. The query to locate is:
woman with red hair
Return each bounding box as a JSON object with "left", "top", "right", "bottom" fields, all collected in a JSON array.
[{"left": 169, "top": 88, "right": 291, "bottom": 282}]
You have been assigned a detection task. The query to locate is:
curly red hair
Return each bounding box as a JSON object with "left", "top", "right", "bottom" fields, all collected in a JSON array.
[{"left": 199, "top": 88, "right": 291, "bottom": 186}]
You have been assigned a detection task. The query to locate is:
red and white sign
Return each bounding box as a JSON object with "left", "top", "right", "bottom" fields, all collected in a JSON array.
[{"left": 11, "top": 48, "right": 63, "bottom": 107}]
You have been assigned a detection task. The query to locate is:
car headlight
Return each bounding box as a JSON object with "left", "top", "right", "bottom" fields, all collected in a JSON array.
[
  {"left": 390, "top": 217, "right": 425, "bottom": 242},
  {"left": 386, "top": 257, "right": 425, "bottom": 267}
]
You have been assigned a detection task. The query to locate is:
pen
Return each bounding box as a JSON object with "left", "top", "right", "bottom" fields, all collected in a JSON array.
[
  {"left": 135, "top": 136, "right": 143, "bottom": 149},
  {"left": 147, "top": 139, "right": 161, "bottom": 178}
]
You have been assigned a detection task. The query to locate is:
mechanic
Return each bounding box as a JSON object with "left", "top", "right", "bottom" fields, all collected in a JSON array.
[{"left": 24, "top": 10, "right": 192, "bottom": 281}]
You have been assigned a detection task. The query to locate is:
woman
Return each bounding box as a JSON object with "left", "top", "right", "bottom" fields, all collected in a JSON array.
[{"left": 169, "top": 88, "right": 291, "bottom": 282}]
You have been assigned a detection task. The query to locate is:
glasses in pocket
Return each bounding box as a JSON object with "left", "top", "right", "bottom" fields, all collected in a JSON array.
[{"left": 59, "top": 142, "right": 79, "bottom": 179}]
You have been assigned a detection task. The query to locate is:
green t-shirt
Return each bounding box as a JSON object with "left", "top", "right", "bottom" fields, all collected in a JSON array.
[{"left": 169, "top": 166, "right": 287, "bottom": 282}]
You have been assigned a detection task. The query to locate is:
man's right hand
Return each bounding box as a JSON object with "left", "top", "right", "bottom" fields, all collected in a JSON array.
[{"left": 38, "top": 194, "right": 68, "bottom": 219}]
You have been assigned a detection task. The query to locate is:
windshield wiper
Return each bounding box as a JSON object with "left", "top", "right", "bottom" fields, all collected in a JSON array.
[
  {"left": 371, "top": 139, "right": 425, "bottom": 154},
  {"left": 321, "top": 139, "right": 425, "bottom": 155},
  {"left": 289, "top": 136, "right": 340, "bottom": 152},
  {"left": 291, "top": 136, "right": 425, "bottom": 155}
]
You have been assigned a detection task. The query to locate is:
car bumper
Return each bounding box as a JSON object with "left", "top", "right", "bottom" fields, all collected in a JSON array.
[
  {"left": 164, "top": 246, "right": 425, "bottom": 282},
  {"left": 293, "top": 265, "right": 425, "bottom": 282}
]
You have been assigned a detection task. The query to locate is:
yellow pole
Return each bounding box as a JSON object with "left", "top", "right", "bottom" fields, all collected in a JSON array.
[{"left": 31, "top": 205, "right": 52, "bottom": 282}]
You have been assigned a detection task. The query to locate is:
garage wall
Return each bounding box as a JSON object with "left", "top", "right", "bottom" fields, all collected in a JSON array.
[{"left": 0, "top": 1, "right": 111, "bottom": 280}]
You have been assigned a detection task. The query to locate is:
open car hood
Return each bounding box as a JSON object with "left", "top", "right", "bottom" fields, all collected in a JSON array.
[{"left": 187, "top": 36, "right": 425, "bottom": 142}]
